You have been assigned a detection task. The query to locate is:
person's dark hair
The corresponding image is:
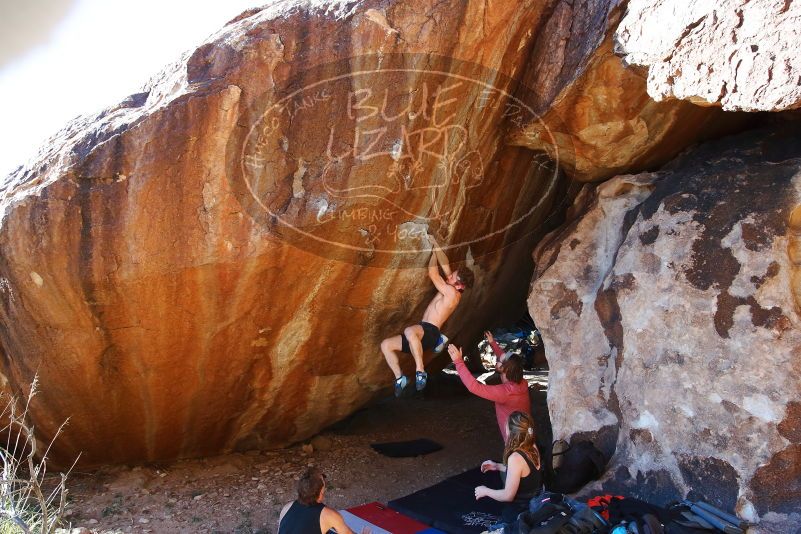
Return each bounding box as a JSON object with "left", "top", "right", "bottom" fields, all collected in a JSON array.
[
  {"left": 297, "top": 467, "right": 325, "bottom": 505},
  {"left": 456, "top": 267, "right": 475, "bottom": 290},
  {"left": 501, "top": 353, "right": 524, "bottom": 383}
]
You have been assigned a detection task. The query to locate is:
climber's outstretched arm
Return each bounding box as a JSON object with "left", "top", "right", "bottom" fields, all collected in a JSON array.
[
  {"left": 428, "top": 235, "right": 452, "bottom": 277},
  {"left": 428, "top": 252, "right": 451, "bottom": 295}
]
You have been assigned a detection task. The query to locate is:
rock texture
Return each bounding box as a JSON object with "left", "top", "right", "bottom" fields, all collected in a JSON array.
[
  {"left": 1, "top": 7, "right": 798, "bottom": 517},
  {"left": 529, "top": 125, "right": 801, "bottom": 528},
  {"left": 509, "top": 0, "right": 747, "bottom": 182},
  {"left": 0, "top": 0, "right": 583, "bottom": 466},
  {"left": 616, "top": 0, "right": 801, "bottom": 112},
  {"left": 10, "top": 0, "right": 744, "bottom": 466}
]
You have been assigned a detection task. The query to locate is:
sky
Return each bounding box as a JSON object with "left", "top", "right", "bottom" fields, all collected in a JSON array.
[{"left": 0, "top": 0, "right": 261, "bottom": 178}]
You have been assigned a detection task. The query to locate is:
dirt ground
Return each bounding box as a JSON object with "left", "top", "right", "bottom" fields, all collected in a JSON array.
[{"left": 61, "top": 372, "right": 549, "bottom": 534}]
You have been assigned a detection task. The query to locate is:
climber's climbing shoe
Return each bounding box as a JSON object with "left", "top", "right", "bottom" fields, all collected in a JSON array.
[
  {"left": 394, "top": 375, "right": 409, "bottom": 398},
  {"left": 415, "top": 370, "right": 428, "bottom": 391},
  {"left": 433, "top": 334, "right": 449, "bottom": 353}
]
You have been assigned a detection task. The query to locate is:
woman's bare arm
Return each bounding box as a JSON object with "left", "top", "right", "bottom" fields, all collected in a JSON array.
[{"left": 477, "top": 453, "right": 524, "bottom": 502}]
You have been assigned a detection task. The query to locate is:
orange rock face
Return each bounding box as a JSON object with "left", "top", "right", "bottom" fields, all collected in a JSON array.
[
  {"left": 0, "top": 0, "right": 757, "bottom": 467},
  {"left": 508, "top": 1, "right": 747, "bottom": 182},
  {"left": 0, "top": 0, "right": 573, "bottom": 466}
]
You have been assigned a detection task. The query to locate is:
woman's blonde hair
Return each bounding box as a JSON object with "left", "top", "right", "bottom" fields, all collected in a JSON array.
[{"left": 503, "top": 411, "right": 541, "bottom": 470}]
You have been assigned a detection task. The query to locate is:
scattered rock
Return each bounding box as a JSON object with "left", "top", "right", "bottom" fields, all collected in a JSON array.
[
  {"left": 310, "top": 435, "right": 333, "bottom": 452},
  {"left": 105, "top": 470, "right": 153, "bottom": 494}
]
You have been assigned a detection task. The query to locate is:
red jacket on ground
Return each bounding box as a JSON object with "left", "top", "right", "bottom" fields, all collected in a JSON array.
[{"left": 453, "top": 341, "right": 531, "bottom": 441}]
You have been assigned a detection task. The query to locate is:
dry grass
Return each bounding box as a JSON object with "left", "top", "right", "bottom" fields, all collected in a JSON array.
[{"left": 0, "top": 376, "right": 77, "bottom": 533}]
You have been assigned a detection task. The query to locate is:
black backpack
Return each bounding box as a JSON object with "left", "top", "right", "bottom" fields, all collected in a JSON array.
[{"left": 519, "top": 492, "right": 609, "bottom": 534}]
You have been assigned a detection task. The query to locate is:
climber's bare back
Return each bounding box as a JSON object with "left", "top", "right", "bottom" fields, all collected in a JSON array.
[{"left": 421, "top": 286, "right": 460, "bottom": 328}]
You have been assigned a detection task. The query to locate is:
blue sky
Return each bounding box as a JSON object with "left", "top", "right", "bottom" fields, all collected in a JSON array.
[{"left": 0, "top": 0, "right": 259, "bottom": 178}]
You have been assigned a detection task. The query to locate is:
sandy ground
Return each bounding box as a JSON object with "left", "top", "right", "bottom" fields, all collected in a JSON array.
[{"left": 61, "top": 372, "right": 549, "bottom": 534}]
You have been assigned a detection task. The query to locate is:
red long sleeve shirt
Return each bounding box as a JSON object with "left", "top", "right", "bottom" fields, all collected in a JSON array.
[{"left": 454, "top": 345, "right": 531, "bottom": 441}]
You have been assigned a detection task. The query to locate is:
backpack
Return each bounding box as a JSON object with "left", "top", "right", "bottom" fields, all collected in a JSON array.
[
  {"left": 609, "top": 518, "right": 663, "bottom": 534},
  {"left": 590, "top": 496, "right": 667, "bottom": 534},
  {"left": 588, "top": 495, "right": 625, "bottom": 521},
  {"left": 607, "top": 497, "right": 670, "bottom": 525},
  {"left": 607, "top": 514, "right": 664, "bottom": 534},
  {"left": 519, "top": 492, "right": 609, "bottom": 534}
]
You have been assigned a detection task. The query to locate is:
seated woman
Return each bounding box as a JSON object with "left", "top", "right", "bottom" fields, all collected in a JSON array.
[
  {"left": 474, "top": 411, "right": 543, "bottom": 531},
  {"left": 447, "top": 334, "right": 531, "bottom": 441}
]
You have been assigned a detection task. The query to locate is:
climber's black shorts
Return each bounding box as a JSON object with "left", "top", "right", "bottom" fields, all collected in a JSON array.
[{"left": 400, "top": 321, "right": 441, "bottom": 354}]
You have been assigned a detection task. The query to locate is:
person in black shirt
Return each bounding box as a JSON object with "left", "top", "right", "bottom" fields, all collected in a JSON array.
[
  {"left": 474, "top": 411, "right": 543, "bottom": 530},
  {"left": 278, "top": 467, "right": 368, "bottom": 534}
]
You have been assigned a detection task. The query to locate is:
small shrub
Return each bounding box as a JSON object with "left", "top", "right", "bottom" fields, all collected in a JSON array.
[{"left": 0, "top": 376, "right": 78, "bottom": 533}]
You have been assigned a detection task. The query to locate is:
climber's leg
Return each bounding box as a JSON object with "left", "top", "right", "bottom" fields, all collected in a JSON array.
[
  {"left": 403, "top": 324, "right": 426, "bottom": 374},
  {"left": 381, "top": 335, "right": 404, "bottom": 379}
]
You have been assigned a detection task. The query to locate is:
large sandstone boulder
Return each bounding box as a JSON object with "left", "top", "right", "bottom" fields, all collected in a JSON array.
[
  {"left": 0, "top": 0, "right": 579, "bottom": 466},
  {"left": 0, "top": 0, "right": 795, "bottom": 481},
  {"left": 529, "top": 125, "right": 801, "bottom": 529},
  {"left": 616, "top": 0, "right": 801, "bottom": 111}
]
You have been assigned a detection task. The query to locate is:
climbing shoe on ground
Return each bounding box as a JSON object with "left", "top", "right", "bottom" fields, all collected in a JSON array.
[
  {"left": 433, "top": 334, "right": 449, "bottom": 353},
  {"left": 415, "top": 370, "right": 428, "bottom": 391},
  {"left": 394, "top": 375, "right": 409, "bottom": 398}
]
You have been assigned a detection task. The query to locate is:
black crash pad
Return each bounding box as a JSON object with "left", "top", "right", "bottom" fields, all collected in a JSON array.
[{"left": 388, "top": 467, "right": 506, "bottom": 534}]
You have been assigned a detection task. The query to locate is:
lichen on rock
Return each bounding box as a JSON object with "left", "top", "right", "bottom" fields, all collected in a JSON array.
[{"left": 530, "top": 125, "right": 801, "bottom": 525}]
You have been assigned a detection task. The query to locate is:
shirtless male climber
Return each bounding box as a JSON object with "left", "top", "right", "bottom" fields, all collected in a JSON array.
[{"left": 380, "top": 235, "right": 474, "bottom": 397}]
